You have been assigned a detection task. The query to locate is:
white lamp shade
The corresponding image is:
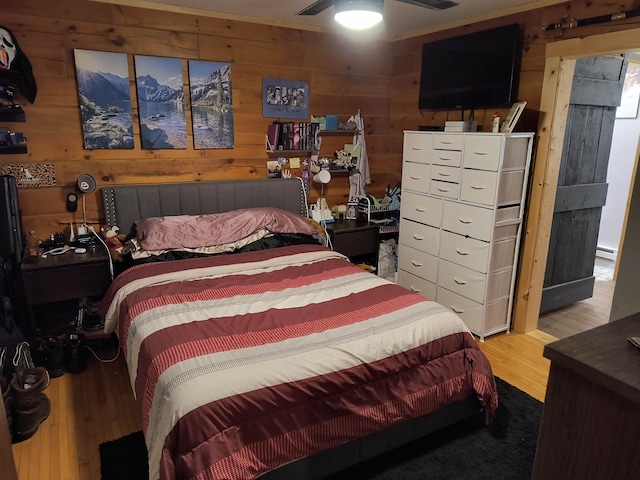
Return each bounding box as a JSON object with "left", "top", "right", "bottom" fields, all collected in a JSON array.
[
  {"left": 313, "top": 169, "right": 332, "bottom": 184},
  {"left": 334, "top": 0, "right": 384, "bottom": 30}
]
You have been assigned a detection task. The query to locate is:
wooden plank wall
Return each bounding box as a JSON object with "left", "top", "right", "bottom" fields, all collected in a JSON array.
[
  {"left": 2, "top": 0, "right": 393, "bottom": 238},
  {"left": 3, "top": 0, "right": 640, "bottom": 249}
]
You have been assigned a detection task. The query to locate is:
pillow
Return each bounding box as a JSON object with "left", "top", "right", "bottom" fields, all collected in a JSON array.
[{"left": 135, "top": 207, "right": 318, "bottom": 251}]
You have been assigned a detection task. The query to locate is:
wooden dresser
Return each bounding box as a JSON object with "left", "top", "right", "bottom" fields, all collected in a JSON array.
[
  {"left": 532, "top": 313, "right": 640, "bottom": 479},
  {"left": 397, "top": 131, "right": 534, "bottom": 340}
]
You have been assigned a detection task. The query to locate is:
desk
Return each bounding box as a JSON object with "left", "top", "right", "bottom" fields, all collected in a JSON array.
[
  {"left": 21, "top": 248, "right": 111, "bottom": 334},
  {"left": 532, "top": 313, "right": 640, "bottom": 479}
]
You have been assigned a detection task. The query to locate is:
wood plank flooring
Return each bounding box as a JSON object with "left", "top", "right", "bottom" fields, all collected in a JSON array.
[
  {"left": 538, "top": 257, "right": 615, "bottom": 339},
  {"left": 10, "top": 330, "right": 553, "bottom": 480}
]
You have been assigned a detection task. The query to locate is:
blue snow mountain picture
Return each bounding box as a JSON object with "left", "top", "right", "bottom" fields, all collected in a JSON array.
[
  {"left": 73, "top": 49, "right": 134, "bottom": 150},
  {"left": 188, "top": 60, "right": 234, "bottom": 149},
  {"left": 134, "top": 56, "right": 187, "bottom": 149}
]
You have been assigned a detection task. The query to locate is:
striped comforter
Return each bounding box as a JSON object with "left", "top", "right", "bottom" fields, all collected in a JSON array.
[{"left": 100, "top": 244, "right": 498, "bottom": 480}]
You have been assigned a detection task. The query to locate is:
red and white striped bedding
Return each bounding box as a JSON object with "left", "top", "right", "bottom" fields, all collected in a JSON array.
[{"left": 100, "top": 244, "right": 498, "bottom": 480}]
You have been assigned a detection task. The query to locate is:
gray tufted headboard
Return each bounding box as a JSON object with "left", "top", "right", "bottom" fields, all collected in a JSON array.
[{"left": 101, "top": 178, "right": 308, "bottom": 232}]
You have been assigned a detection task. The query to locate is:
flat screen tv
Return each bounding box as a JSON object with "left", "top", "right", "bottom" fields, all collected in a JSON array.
[{"left": 418, "top": 24, "right": 521, "bottom": 111}]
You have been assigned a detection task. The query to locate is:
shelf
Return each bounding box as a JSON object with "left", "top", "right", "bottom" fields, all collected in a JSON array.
[
  {"left": 319, "top": 129, "right": 357, "bottom": 136},
  {"left": 0, "top": 144, "right": 28, "bottom": 154},
  {"left": 0, "top": 105, "right": 26, "bottom": 122},
  {"left": 266, "top": 149, "right": 313, "bottom": 157}
]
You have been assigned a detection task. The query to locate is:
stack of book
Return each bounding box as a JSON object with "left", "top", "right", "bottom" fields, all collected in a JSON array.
[
  {"left": 444, "top": 121, "right": 477, "bottom": 132},
  {"left": 267, "top": 121, "right": 320, "bottom": 152}
]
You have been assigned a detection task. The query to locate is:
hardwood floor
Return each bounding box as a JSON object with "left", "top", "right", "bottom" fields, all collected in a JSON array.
[
  {"left": 10, "top": 331, "right": 552, "bottom": 480},
  {"left": 538, "top": 257, "right": 615, "bottom": 339}
]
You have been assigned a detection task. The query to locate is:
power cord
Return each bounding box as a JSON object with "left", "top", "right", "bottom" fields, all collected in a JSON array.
[{"left": 83, "top": 342, "right": 121, "bottom": 363}]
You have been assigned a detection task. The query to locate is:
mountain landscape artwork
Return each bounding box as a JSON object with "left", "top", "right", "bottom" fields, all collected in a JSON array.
[
  {"left": 134, "top": 55, "right": 187, "bottom": 149},
  {"left": 188, "top": 60, "right": 234, "bottom": 149},
  {"left": 73, "top": 49, "right": 134, "bottom": 149}
]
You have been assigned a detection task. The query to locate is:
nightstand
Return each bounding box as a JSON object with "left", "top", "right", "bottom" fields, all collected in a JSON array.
[
  {"left": 21, "top": 248, "right": 111, "bottom": 335},
  {"left": 326, "top": 220, "right": 379, "bottom": 270}
]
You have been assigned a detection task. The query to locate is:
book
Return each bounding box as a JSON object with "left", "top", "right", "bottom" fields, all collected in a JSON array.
[{"left": 267, "top": 123, "right": 280, "bottom": 151}]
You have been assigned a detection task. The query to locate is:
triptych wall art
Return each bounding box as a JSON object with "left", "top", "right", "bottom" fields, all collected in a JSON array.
[{"left": 73, "top": 49, "right": 235, "bottom": 150}]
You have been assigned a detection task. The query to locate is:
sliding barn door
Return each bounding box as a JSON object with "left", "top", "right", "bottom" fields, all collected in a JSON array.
[{"left": 540, "top": 55, "right": 627, "bottom": 314}]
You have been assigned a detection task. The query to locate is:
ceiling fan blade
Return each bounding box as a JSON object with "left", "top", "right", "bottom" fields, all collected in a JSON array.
[
  {"left": 395, "top": 0, "right": 458, "bottom": 10},
  {"left": 297, "top": 0, "right": 336, "bottom": 16}
]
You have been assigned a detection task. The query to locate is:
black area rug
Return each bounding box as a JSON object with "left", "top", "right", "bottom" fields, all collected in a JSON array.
[{"left": 99, "top": 378, "right": 542, "bottom": 480}]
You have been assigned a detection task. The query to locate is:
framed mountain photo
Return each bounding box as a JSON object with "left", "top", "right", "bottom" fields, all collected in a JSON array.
[{"left": 73, "top": 49, "right": 134, "bottom": 149}]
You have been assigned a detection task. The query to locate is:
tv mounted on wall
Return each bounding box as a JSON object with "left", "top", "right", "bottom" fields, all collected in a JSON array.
[{"left": 418, "top": 24, "right": 521, "bottom": 111}]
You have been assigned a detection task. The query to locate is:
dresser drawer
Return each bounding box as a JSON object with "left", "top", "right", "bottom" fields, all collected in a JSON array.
[
  {"left": 399, "top": 219, "right": 439, "bottom": 256},
  {"left": 442, "top": 201, "right": 493, "bottom": 241},
  {"left": 440, "top": 231, "right": 490, "bottom": 273},
  {"left": 433, "top": 134, "right": 464, "bottom": 151},
  {"left": 496, "top": 169, "right": 526, "bottom": 206},
  {"left": 460, "top": 169, "right": 498, "bottom": 205},
  {"left": 436, "top": 287, "right": 484, "bottom": 333},
  {"left": 438, "top": 259, "right": 487, "bottom": 303},
  {"left": 431, "top": 149, "right": 462, "bottom": 167},
  {"left": 463, "top": 135, "right": 503, "bottom": 171},
  {"left": 401, "top": 192, "right": 443, "bottom": 228},
  {"left": 398, "top": 245, "right": 438, "bottom": 283},
  {"left": 403, "top": 132, "right": 432, "bottom": 164},
  {"left": 431, "top": 180, "right": 460, "bottom": 199},
  {"left": 431, "top": 165, "right": 461, "bottom": 183},
  {"left": 398, "top": 270, "right": 437, "bottom": 300},
  {"left": 402, "top": 162, "right": 431, "bottom": 193}
]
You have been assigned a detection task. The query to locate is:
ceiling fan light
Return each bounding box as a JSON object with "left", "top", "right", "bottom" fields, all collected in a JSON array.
[{"left": 334, "top": 0, "right": 384, "bottom": 30}]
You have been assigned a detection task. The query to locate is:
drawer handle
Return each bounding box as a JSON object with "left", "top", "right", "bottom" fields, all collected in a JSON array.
[
  {"left": 410, "top": 175, "right": 422, "bottom": 180},
  {"left": 455, "top": 248, "right": 469, "bottom": 255},
  {"left": 438, "top": 171, "right": 451, "bottom": 176},
  {"left": 412, "top": 234, "right": 425, "bottom": 240},
  {"left": 411, "top": 147, "right": 423, "bottom": 151},
  {"left": 441, "top": 141, "right": 453, "bottom": 145},
  {"left": 473, "top": 151, "right": 489, "bottom": 155},
  {"left": 411, "top": 260, "right": 423, "bottom": 267},
  {"left": 437, "top": 187, "right": 450, "bottom": 192},
  {"left": 453, "top": 277, "right": 467, "bottom": 285},
  {"left": 438, "top": 156, "right": 452, "bottom": 161},
  {"left": 415, "top": 207, "right": 427, "bottom": 212},
  {"left": 458, "top": 217, "right": 472, "bottom": 224},
  {"left": 451, "top": 306, "right": 464, "bottom": 314},
  {"left": 410, "top": 286, "right": 421, "bottom": 293},
  {"left": 470, "top": 185, "right": 485, "bottom": 190}
]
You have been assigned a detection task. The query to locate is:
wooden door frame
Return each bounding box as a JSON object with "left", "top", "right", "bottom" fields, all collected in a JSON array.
[{"left": 513, "top": 28, "right": 640, "bottom": 333}]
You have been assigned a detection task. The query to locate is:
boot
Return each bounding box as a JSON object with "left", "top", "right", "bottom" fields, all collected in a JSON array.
[
  {"left": 1, "top": 377, "right": 11, "bottom": 439},
  {"left": 43, "top": 336, "right": 65, "bottom": 378},
  {"left": 10, "top": 369, "right": 51, "bottom": 443},
  {"left": 63, "top": 332, "right": 87, "bottom": 373}
]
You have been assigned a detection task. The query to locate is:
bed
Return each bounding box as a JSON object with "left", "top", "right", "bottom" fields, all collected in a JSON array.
[{"left": 99, "top": 178, "right": 498, "bottom": 480}]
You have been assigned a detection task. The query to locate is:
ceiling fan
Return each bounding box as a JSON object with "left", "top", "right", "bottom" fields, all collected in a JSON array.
[{"left": 297, "top": 0, "right": 459, "bottom": 17}]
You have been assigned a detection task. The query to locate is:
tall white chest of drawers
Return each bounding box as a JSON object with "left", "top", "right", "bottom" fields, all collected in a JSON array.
[{"left": 398, "top": 131, "right": 534, "bottom": 340}]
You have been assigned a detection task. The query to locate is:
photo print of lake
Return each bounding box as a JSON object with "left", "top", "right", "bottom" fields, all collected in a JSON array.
[
  {"left": 188, "top": 60, "right": 234, "bottom": 149},
  {"left": 134, "top": 55, "right": 187, "bottom": 149},
  {"left": 73, "top": 49, "right": 134, "bottom": 149}
]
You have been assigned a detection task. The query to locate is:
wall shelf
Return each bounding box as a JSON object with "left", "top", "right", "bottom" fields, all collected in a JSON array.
[{"left": 267, "top": 149, "right": 313, "bottom": 157}]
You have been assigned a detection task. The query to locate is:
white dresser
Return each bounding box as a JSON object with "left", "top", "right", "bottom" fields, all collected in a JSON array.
[{"left": 398, "top": 131, "right": 534, "bottom": 340}]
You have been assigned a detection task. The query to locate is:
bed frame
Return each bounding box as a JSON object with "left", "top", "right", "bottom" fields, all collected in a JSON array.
[
  {"left": 101, "top": 178, "right": 307, "bottom": 231},
  {"left": 100, "top": 178, "right": 484, "bottom": 479}
]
